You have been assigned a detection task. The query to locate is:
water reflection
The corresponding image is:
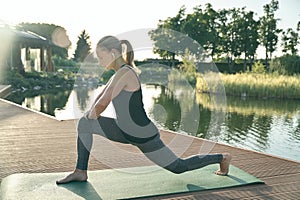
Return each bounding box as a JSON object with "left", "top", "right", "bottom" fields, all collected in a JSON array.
[
  {"left": 5, "top": 89, "right": 72, "bottom": 116},
  {"left": 74, "top": 87, "right": 90, "bottom": 111},
  {"left": 151, "top": 85, "right": 181, "bottom": 131},
  {"left": 150, "top": 86, "right": 300, "bottom": 161}
]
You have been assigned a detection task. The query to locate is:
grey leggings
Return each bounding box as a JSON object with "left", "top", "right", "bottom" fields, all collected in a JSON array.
[{"left": 76, "top": 116, "right": 223, "bottom": 174}]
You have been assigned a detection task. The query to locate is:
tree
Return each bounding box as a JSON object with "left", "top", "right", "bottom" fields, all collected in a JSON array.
[
  {"left": 281, "top": 21, "right": 300, "bottom": 55},
  {"left": 259, "top": 0, "right": 281, "bottom": 68},
  {"left": 238, "top": 9, "right": 260, "bottom": 70},
  {"left": 203, "top": 3, "right": 220, "bottom": 59},
  {"left": 149, "top": 6, "right": 186, "bottom": 60},
  {"left": 73, "top": 30, "right": 91, "bottom": 62},
  {"left": 182, "top": 5, "right": 207, "bottom": 49},
  {"left": 217, "top": 8, "right": 242, "bottom": 70},
  {"left": 216, "top": 9, "right": 231, "bottom": 62},
  {"left": 18, "top": 23, "right": 70, "bottom": 58},
  {"left": 229, "top": 8, "right": 243, "bottom": 63},
  {"left": 215, "top": 7, "right": 259, "bottom": 71}
]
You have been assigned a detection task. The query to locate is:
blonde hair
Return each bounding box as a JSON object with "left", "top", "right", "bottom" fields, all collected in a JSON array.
[{"left": 97, "top": 36, "right": 140, "bottom": 74}]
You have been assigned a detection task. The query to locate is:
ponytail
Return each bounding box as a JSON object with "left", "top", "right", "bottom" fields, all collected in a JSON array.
[{"left": 120, "top": 40, "right": 141, "bottom": 74}]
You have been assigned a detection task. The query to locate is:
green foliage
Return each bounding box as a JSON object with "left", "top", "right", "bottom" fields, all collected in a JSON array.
[
  {"left": 52, "top": 55, "right": 77, "bottom": 67},
  {"left": 269, "top": 58, "right": 287, "bottom": 75},
  {"left": 73, "top": 30, "right": 92, "bottom": 62},
  {"left": 215, "top": 62, "right": 244, "bottom": 74},
  {"left": 150, "top": 3, "right": 261, "bottom": 67},
  {"left": 2, "top": 70, "right": 74, "bottom": 90},
  {"left": 150, "top": 0, "right": 293, "bottom": 70},
  {"left": 182, "top": 5, "right": 214, "bottom": 53},
  {"left": 179, "top": 49, "right": 197, "bottom": 86},
  {"left": 270, "top": 55, "right": 300, "bottom": 75},
  {"left": 149, "top": 6, "right": 186, "bottom": 60},
  {"left": 259, "top": 0, "right": 281, "bottom": 66},
  {"left": 281, "top": 23, "right": 300, "bottom": 55},
  {"left": 238, "top": 10, "right": 260, "bottom": 65},
  {"left": 216, "top": 7, "right": 259, "bottom": 68},
  {"left": 1, "top": 70, "right": 26, "bottom": 89},
  {"left": 180, "top": 50, "right": 196, "bottom": 73},
  {"left": 252, "top": 61, "right": 266, "bottom": 74}
]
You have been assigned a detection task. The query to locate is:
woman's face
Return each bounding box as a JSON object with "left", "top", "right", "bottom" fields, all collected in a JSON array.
[{"left": 96, "top": 47, "right": 113, "bottom": 68}]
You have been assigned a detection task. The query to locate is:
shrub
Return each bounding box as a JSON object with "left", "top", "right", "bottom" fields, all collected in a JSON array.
[
  {"left": 270, "top": 55, "right": 300, "bottom": 75},
  {"left": 52, "top": 55, "right": 77, "bottom": 68},
  {"left": 178, "top": 49, "right": 197, "bottom": 87},
  {"left": 252, "top": 61, "right": 266, "bottom": 74},
  {"left": 2, "top": 70, "right": 74, "bottom": 90}
]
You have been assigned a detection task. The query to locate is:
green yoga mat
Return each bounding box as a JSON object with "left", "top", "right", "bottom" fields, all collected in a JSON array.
[{"left": 1, "top": 164, "right": 264, "bottom": 200}]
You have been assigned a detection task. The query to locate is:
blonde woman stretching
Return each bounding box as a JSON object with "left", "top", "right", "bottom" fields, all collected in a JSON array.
[{"left": 56, "top": 36, "right": 231, "bottom": 184}]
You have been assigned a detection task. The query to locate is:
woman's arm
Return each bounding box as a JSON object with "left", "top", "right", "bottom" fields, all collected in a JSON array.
[
  {"left": 91, "top": 77, "right": 113, "bottom": 107},
  {"left": 87, "top": 68, "right": 130, "bottom": 119},
  {"left": 84, "top": 77, "right": 113, "bottom": 119}
]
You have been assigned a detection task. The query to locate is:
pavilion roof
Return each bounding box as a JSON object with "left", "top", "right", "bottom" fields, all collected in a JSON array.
[{"left": 0, "top": 24, "right": 55, "bottom": 48}]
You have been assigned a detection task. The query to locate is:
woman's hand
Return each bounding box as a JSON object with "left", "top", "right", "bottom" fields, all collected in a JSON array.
[{"left": 84, "top": 110, "right": 91, "bottom": 119}]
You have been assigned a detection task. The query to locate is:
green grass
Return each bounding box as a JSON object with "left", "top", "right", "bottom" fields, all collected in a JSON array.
[{"left": 196, "top": 72, "right": 300, "bottom": 100}]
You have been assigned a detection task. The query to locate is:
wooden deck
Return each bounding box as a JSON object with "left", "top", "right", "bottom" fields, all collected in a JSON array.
[{"left": 0, "top": 98, "right": 300, "bottom": 199}]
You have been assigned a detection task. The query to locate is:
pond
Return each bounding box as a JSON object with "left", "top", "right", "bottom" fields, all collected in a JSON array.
[{"left": 5, "top": 76, "right": 300, "bottom": 163}]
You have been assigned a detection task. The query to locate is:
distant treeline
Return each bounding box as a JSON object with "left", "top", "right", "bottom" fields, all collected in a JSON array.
[
  {"left": 136, "top": 54, "right": 300, "bottom": 75},
  {"left": 149, "top": 0, "right": 300, "bottom": 71}
]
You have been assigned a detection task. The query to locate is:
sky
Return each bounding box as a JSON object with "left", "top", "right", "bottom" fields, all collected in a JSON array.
[{"left": 1, "top": 0, "right": 299, "bottom": 59}]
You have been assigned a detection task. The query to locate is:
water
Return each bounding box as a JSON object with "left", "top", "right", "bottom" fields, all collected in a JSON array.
[{"left": 5, "top": 84, "right": 300, "bottom": 163}]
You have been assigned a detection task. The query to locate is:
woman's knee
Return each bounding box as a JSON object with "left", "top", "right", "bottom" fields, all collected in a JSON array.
[{"left": 77, "top": 117, "right": 92, "bottom": 134}]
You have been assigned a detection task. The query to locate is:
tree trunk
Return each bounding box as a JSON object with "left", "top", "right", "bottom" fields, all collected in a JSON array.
[
  {"left": 265, "top": 46, "right": 269, "bottom": 69},
  {"left": 243, "top": 54, "right": 247, "bottom": 72}
]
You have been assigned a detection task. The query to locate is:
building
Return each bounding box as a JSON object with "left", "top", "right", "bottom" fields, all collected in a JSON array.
[{"left": 0, "top": 24, "right": 55, "bottom": 73}]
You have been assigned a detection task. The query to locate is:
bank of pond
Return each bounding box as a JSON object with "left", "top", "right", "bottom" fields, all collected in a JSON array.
[
  {"left": 2, "top": 67, "right": 300, "bottom": 100},
  {"left": 196, "top": 72, "right": 300, "bottom": 100}
]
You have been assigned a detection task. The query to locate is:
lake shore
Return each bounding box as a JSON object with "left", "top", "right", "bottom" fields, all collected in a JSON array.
[
  {"left": 196, "top": 73, "right": 300, "bottom": 100},
  {"left": 3, "top": 68, "right": 300, "bottom": 100}
]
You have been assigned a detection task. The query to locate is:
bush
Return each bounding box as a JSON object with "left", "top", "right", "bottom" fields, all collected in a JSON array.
[
  {"left": 2, "top": 70, "right": 74, "bottom": 90},
  {"left": 178, "top": 50, "right": 197, "bottom": 87},
  {"left": 252, "top": 61, "right": 266, "bottom": 74},
  {"left": 52, "top": 55, "right": 77, "bottom": 68},
  {"left": 270, "top": 55, "right": 300, "bottom": 75}
]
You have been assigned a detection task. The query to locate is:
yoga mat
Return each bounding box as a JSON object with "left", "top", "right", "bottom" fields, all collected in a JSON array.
[{"left": 1, "top": 164, "right": 264, "bottom": 200}]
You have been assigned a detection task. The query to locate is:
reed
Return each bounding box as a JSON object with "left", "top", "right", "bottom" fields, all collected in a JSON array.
[
  {"left": 196, "top": 93, "right": 300, "bottom": 117},
  {"left": 196, "top": 72, "right": 300, "bottom": 99}
]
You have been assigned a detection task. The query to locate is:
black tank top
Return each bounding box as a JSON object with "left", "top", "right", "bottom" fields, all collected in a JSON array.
[{"left": 112, "top": 66, "right": 158, "bottom": 143}]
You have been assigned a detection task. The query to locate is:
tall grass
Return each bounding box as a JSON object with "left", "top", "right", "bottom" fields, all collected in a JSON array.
[
  {"left": 196, "top": 72, "right": 300, "bottom": 99},
  {"left": 196, "top": 93, "right": 300, "bottom": 117}
]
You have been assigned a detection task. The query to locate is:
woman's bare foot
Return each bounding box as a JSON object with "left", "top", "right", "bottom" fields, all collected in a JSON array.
[
  {"left": 56, "top": 169, "right": 88, "bottom": 184},
  {"left": 215, "top": 153, "right": 232, "bottom": 176}
]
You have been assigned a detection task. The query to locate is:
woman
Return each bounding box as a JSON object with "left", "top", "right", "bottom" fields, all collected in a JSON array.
[{"left": 56, "top": 36, "right": 231, "bottom": 184}]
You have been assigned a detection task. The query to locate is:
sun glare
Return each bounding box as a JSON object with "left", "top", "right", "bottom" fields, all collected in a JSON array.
[{"left": 0, "top": 22, "right": 14, "bottom": 81}]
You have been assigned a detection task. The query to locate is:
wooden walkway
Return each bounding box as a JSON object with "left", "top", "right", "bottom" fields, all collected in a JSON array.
[{"left": 0, "top": 98, "right": 300, "bottom": 199}]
